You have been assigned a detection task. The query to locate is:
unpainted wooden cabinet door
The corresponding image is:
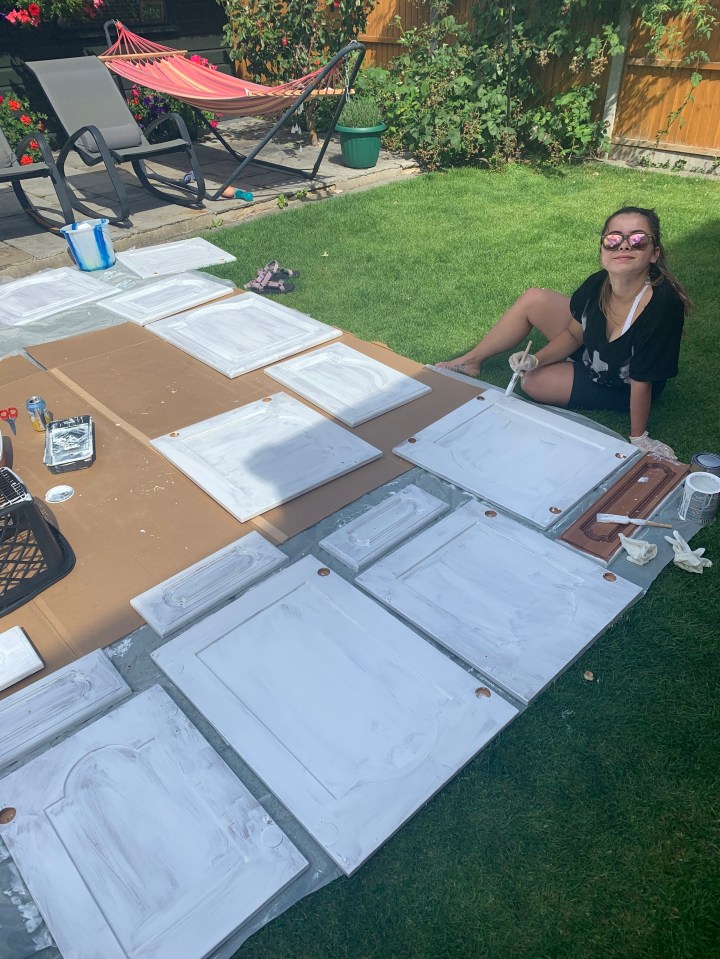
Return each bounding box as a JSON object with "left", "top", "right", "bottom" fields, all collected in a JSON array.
[
  {"left": 153, "top": 556, "right": 518, "bottom": 875},
  {"left": 393, "top": 393, "right": 638, "bottom": 528},
  {"left": 0, "top": 686, "right": 308, "bottom": 959}
]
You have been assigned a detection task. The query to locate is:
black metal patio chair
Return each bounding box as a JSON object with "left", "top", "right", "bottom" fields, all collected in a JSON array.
[
  {"left": 0, "top": 126, "right": 74, "bottom": 233},
  {"left": 27, "top": 55, "right": 206, "bottom": 226}
]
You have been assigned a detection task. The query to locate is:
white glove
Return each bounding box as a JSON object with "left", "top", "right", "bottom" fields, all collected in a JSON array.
[
  {"left": 629, "top": 431, "right": 678, "bottom": 460},
  {"left": 618, "top": 533, "right": 657, "bottom": 566},
  {"left": 508, "top": 352, "right": 539, "bottom": 374},
  {"left": 663, "top": 530, "right": 712, "bottom": 574}
]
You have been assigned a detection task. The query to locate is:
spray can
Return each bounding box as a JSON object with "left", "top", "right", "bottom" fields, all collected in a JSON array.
[{"left": 26, "top": 396, "right": 50, "bottom": 432}]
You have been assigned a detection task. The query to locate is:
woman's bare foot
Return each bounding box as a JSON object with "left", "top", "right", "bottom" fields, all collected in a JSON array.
[{"left": 435, "top": 357, "right": 483, "bottom": 377}]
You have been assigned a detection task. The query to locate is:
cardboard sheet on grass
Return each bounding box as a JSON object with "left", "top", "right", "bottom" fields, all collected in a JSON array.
[
  {"left": 0, "top": 355, "right": 253, "bottom": 696},
  {"left": 28, "top": 322, "right": 481, "bottom": 543}
]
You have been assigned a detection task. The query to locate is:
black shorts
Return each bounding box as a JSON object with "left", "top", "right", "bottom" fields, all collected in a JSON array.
[{"left": 567, "top": 360, "right": 666, "bottom": 413}]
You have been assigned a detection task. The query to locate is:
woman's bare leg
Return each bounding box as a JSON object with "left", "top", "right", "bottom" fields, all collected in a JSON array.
[
  {"left": 436, "top": 287, "right": 573, "bottom": 376},
  {"left": 520, "top": 361, "right": 575, "bottom": 407}
]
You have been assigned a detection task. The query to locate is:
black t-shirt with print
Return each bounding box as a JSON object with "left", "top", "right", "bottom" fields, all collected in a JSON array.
[{"left": 569, "top": 270, "right": 684, "bottom": 390}]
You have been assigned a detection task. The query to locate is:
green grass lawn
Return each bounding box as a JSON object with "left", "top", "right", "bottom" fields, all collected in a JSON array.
[{"left": 205, "top": 163, "right": 720, "bottom": 959}]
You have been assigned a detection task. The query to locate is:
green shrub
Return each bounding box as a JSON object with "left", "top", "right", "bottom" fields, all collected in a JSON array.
[{"left": 339, "top": 97, "right": 383, "bottom": 128}]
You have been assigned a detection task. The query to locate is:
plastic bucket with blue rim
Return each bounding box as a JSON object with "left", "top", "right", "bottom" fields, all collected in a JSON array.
[{"left": 60, "top": 218, "right": 116, "bottom": 271}]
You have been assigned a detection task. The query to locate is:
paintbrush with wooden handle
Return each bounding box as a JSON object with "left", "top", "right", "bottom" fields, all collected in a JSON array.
[
  {"left": 505, "top": 340, "right": 533, "bottom": 397},
  {"left": 596, "top": 512, "right": 673, "bottom": 529}
]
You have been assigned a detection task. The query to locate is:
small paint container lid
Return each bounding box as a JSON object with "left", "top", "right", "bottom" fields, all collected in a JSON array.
[{"left": 690, "top": 452, "right": 720, "bottom": 476}]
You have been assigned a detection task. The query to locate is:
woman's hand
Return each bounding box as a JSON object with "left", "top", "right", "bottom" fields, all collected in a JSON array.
[
  {"left": 629, "top": 431, "right": 678, "bottom": 460},
  {"left": 508, "top": 352, "right": 539, "bottom": 374}
]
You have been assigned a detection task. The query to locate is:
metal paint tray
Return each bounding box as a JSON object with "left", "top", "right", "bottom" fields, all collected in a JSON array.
[{"left": 43, "top": 416, "right": 95, "bottom": 473}]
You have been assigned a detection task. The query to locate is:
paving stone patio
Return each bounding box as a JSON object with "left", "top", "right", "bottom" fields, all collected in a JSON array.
[{"left": 0, "top": 117, "right": 420, "bottom": 280}]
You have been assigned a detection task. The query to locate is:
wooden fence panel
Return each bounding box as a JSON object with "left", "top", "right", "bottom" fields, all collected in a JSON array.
[
  {"left": 612, "top": 16, "right": 720, "bottom": 155},
  {"left": 358, "top": 1, "right": 720, "bottom": 156},
  {"left": 359, "top": 0, "right": 429, "bottom": 67}
]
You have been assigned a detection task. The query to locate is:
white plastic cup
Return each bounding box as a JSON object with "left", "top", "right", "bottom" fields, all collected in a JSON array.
[
  {"left": 60, "top": 218, "right": 116, "bottom": 271},
  {"left": 678, "top": 471, "right": 720, "bottom": 525}
]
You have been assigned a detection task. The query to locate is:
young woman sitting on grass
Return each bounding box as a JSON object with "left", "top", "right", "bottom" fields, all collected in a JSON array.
[{"left": 436, "top": 206, "right": 692, "bottom": 459}]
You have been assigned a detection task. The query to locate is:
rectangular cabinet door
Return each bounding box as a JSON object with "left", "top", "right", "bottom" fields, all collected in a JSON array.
[
  {"left": 153, "top": 556, "right": 518, "bottom": 875},
  {"left": 393, "top": 393, "right": 638, "bottom": 528},
  {"left": 148, "top": 293, "right": 341, "bottom": 377},
  {"left": 151, "top": 393, "right": 382, "bottom": 522},
  {"left": 357, "top": 501, "right": 643, "bottom": 704},
  {"left": 265, "top": 342, "right": 432, "bottom": 426}
]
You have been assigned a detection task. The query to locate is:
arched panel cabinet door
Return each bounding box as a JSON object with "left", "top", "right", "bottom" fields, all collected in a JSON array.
[{"left": 0, "top": 685, "right": 308, "bottom": 959}]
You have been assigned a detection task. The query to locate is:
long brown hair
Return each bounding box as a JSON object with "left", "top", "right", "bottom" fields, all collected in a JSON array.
[{"left": 599, "top": 206, "right": 693, "bottom": 315}]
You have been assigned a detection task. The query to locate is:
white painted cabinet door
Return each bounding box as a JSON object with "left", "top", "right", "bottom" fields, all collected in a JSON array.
[
  {"left": 0, "top": 626, "right": 43, "bottom": 692},
  {"left": 357, "top": 501, "right": 643, "bottom": 704},
  {"left": 148, "top": 293, "right": 341, "bottom": 377},
  {"left": 100, "top": 273, "right": 232, "bottom": 325},
  {"left": 319, "top": 484, "right": 449, "bottom": 571},
  {"left": 131, "top": 531, "right": 288, "bottom": 637},
  {"left": 0, "top": 650, "right": 129, "bottom": 768},
  {"left": 151, "top": 393, "right": 382, "bottom": 522},
  {"left": 153, "top": 556, "right": 518, "bottom": 875},
  {"left": 0, "top": 268, "right": 112, "bottom": 326},
  {"left": 116, "top": 237, "right": 235, "bottom": 278},
  {"left": 393, "top": 393, "right": 638, "bottom": 528},
  {"left": 265, "top": 343, "right": 432, "bottom": 426},
  {"left": 0, "top": 686, "right": 308, "bottom": 959}
]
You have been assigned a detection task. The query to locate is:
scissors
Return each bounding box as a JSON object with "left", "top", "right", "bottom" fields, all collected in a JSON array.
[{"left": 0, "top": 407, "right": 18, "bottom": 435}]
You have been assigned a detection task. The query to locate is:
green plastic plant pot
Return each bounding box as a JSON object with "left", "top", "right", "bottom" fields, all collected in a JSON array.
[{"left": 335, "top": 123, "right": 386, "bottom": 169}]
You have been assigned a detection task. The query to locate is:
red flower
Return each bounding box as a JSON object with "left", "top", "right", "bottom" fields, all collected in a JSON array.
[
  {"left": 8, "top": 100, "right": 21, "bottom": 111},
  {"left": 0, "top": 96, "right": 4, "bottom": 105},
  {"left": 16, "top": 8, "right": 30, "bottom": 21},
  {"left": 210, "top": 120, "right": 218, "bottom": 128},
  {"left": 333, "top": 0, "right": 340, "bottom": 6},
  {"left": 281, "top": 37, "right": 288, "bottom": 46},
  {"left": 20, "top": 154, "right": 34, "bottom": 165},
  {"left": 134, "top": 114, "right": 142, "bottom": 120},
  {"left": 29, "top": 139, "right": 39, "bottom": 149},
  {"left": 28, "top": 3, "right": 41, "bottom": 16},
  {"left": 20, "top": 115, "right": 32, "bottom": 125}
]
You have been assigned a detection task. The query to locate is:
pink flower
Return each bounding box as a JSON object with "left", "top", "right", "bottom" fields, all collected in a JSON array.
[
  {"left": 5, "top": 10, "right": 20, "bottom": 23},
  {"left": 0, "top": 96, "right": 4, "bottom": 105},
  {"left": 210, "top": 120, "right": 218, "bottom": 128}
]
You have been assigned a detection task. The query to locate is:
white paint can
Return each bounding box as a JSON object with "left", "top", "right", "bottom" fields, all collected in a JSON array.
[{"left": 678, "top": 471, "right": 720, "bottom": 525}]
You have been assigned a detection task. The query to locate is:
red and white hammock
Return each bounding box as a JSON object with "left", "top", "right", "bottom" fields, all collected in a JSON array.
[{"left": 101, "top": 22, "right": 337, "bottom": 117}]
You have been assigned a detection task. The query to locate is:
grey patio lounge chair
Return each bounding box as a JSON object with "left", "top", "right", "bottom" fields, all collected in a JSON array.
[
  {"left": 27, "top": 55, "right": 206, "bottom": 225},
  {"left": 0, "top": 126, "right": 74, "bottom": 233}
]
